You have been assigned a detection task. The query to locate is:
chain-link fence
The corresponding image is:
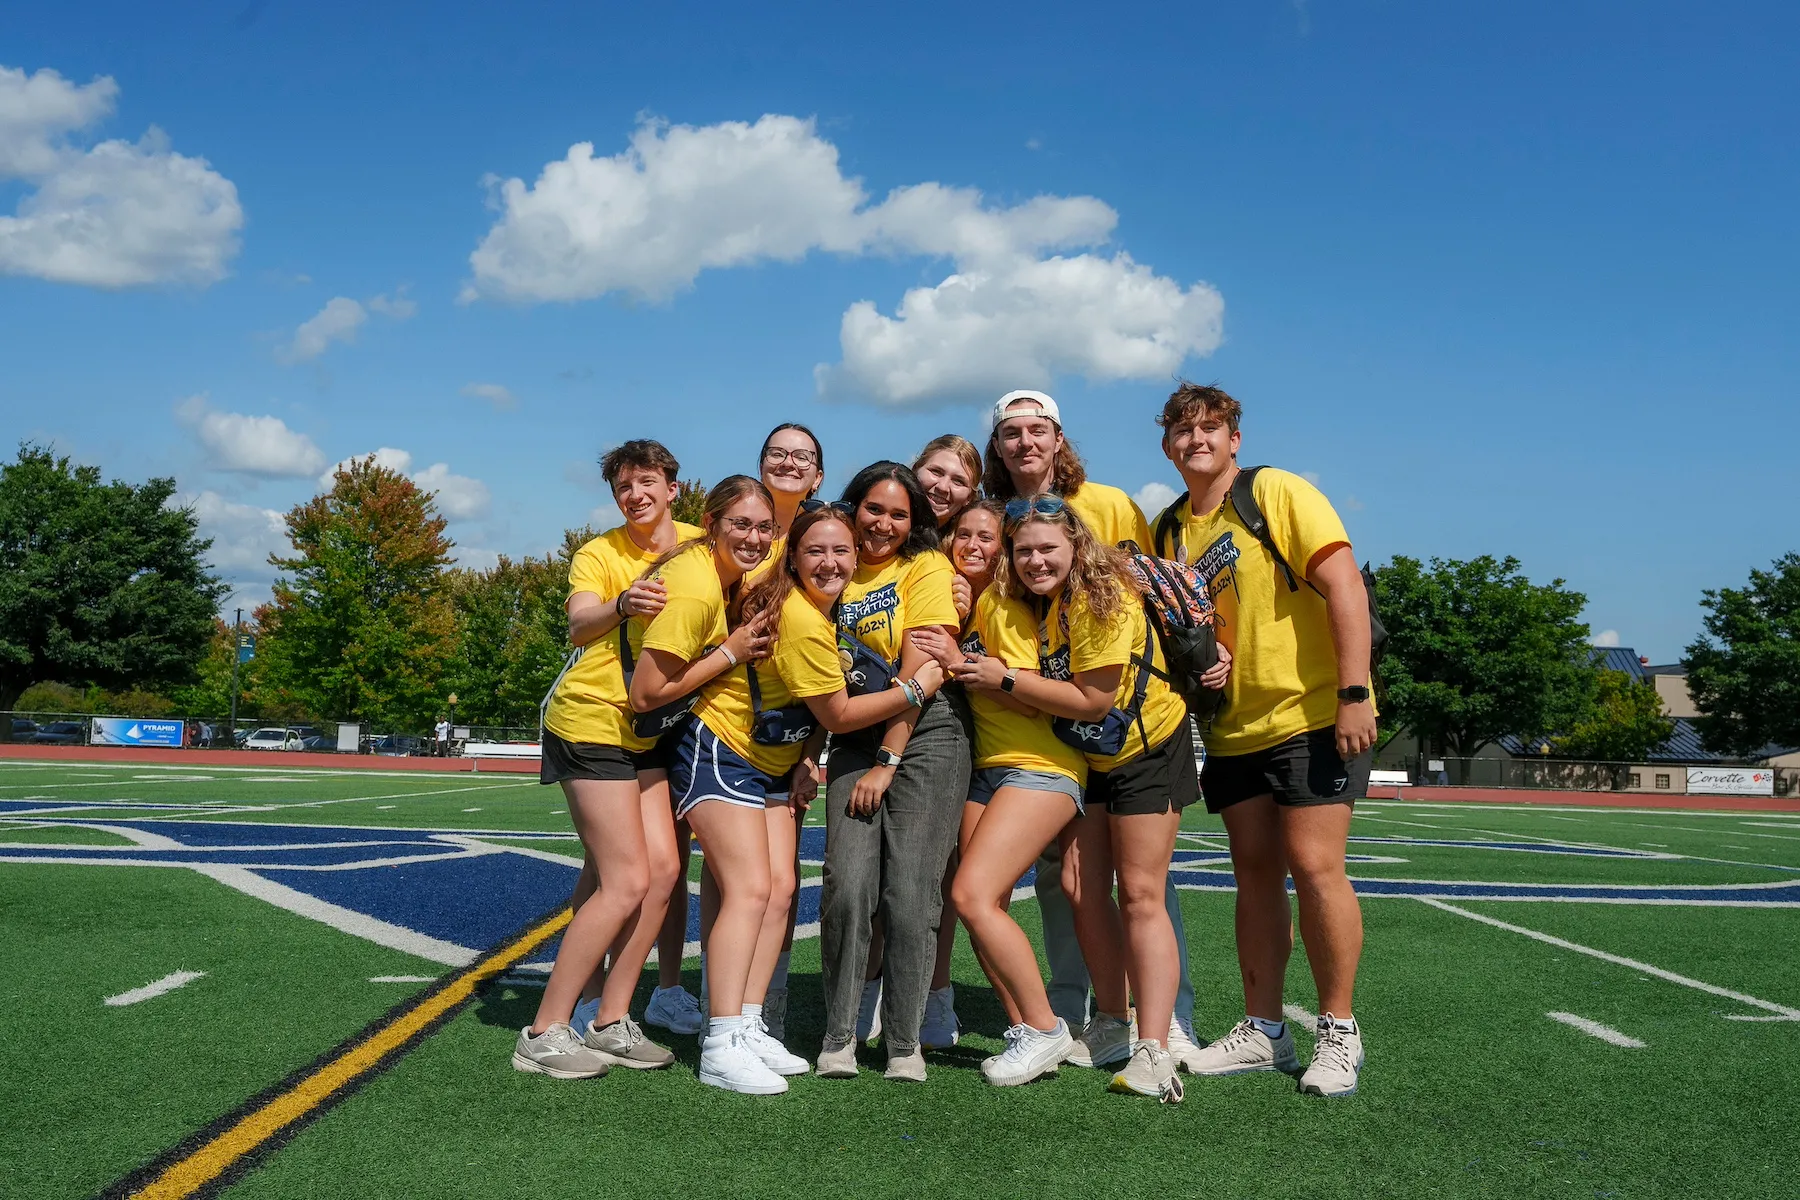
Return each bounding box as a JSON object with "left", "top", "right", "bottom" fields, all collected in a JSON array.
[
  {"left": 1388, "top": 752, "right": 1798, "bottom": 798},
  {"left": 2, "top": 711, "right": 539, "bottom": 758}
]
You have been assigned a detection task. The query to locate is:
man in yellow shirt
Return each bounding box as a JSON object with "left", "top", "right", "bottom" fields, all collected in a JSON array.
[{"left": 1154, "top": 382, "right": 1375, "bottom": 1099}]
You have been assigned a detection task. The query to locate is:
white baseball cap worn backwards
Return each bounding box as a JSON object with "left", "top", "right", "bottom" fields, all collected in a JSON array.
[{"left": 991, "top": 389, "right": 1061, "bottom": 428}]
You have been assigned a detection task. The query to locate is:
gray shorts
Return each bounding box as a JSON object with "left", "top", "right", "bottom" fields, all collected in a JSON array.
[{"left": 967, "top": 766, "right": 1084, "bottom": 813}]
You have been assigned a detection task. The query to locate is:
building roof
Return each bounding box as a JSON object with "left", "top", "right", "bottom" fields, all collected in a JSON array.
[
  {"left": 1590, "top": 646, "right": 1648, "bottom": 681},
  {"left": 1643, "top": 663, "right": 1687, "bottom": 677}
]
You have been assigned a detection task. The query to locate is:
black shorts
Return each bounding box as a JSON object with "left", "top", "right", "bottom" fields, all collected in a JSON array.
[
  {"left": 1085, "top": 721, "right": 1199, "bottom": 816},
  {"left": 539, "top": 728, "right": 673, "bottom": 786},
  {"left": 1201, "top": 725, "right": 1371, "bottom": 813}
]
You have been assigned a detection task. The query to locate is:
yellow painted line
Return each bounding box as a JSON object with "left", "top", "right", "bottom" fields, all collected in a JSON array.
[{"left": 126, "top": 907, "right": 572, "bottom": 1199}]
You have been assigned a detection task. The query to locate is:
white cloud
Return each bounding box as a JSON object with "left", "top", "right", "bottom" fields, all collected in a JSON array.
[
  {"left": 181, "top": 490, "right": 287, "bottom": 573},
  {"left": 412, "top": 462, "right": 492, "bottom": 521},
  {"left": 451, "top": 545, "right": 503, "bottom": 571},
  {"left": 1591, "top": 629, "right": 1621, "bottom": 648},
  {"left": 1133, "top": 481, "right": 1179, "bottom": 520},
  {"left": 590, "top": 503, "right": 623, "bottom": 529},
  {"left": 461, "top": 381, "right": 517, "bottom": 410},
  {"left": 0, "top": 65, "right": 241, "bottom": 287},
  {"left": 278, "top": 288, "right": 414, "bottom": 363},
  {"left": 464, "top": 115, "right": 1222, "bottom": 408},
  {"left": 176, "top": 394, "right": 325, "bottom": 478},
  {"left": 318, "top": 446, "right": 413, "bottom": 486}
]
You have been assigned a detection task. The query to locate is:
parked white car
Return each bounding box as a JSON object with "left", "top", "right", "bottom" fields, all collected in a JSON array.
[{"left": 243, "top": 727, "right": 304, "bottom": 751}]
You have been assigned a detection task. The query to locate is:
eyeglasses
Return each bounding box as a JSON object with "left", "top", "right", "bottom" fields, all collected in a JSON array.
[
  {"left": 763, "top": 446, "right": 819, "bottom": 468},
  {"left": 800, "top": 499, "right": 854, "bottom": 516},
  {"left": 721, "top": 517, "right": 779, "bottom": 537},
  {"left": 1003, "top": 495, "right": 1067, "bottom": 525}
]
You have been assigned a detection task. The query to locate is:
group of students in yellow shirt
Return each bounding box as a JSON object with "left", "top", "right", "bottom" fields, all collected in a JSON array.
[{"left": 512, "top": 382, "right": 1377, "bottom": 1103}]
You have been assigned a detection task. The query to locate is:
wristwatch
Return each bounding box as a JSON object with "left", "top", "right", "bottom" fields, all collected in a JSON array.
[
  {"left": 1337, "top": 686, "right": 1371, "bottom": 703},
  {"left": 1001, "top": 669, "right": 1018, "bottom": 694},
  {"left": 875, "top": 747, "right": 904, "bottom": 768}
]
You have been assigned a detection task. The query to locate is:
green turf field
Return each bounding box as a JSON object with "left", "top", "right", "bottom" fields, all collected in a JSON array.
[{"left": 3, "top": 758, "right": 1797, "bottom": 1199}]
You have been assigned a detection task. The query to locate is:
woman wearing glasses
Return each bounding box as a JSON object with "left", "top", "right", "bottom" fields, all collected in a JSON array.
[
  {"left": 816, "top": 462, "right": 970, "bottom": 1083},
  {"left": 646, "top": 423, "right": 828, "bottom": 1042},
  {"left": 625, "top": 476, "right": 794, "bottom": 1094},
  {"left": 952, "top": 497, "right": 1198, "bottom": 1099}
]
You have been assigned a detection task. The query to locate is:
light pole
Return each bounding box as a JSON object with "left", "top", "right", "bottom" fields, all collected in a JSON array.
[{"left": 228, "top": 607, "right": 243, "bottom": 741}]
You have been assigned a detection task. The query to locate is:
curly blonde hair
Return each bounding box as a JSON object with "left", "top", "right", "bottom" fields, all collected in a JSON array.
[{"left": 995, "top": 500, "right": 1140, "bottom": 625}]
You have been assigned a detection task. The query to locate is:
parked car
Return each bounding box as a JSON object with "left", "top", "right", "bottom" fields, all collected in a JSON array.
[
  {"left": 369, "top": 734, "right": 426, "bottom": 757},
  {"left": 31, "top": 721, "right": 85, "bottom": 745},
  {"left": 10, "top": 718, "right": 38, "bottom": 738},
  {"left": 242, "top": 727, "right": 305, "bottom": 752}
]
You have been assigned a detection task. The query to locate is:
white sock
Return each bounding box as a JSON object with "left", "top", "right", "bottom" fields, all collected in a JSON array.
[
  {"left": 1327, "top": 1014, "right": 1358, "bottom": 1034},
  {"left": 706, "top": 1015, "right": 740, "bottom": 1040},
  {"left": 1248, "top": 1015, "right": 1287, "bottom": 1039},
  {"left": 771, "top": 950, "right": 791, "bottom": 991},
  {"left": 742, "top": 1003, "right": 763, "bottom": 1022}
]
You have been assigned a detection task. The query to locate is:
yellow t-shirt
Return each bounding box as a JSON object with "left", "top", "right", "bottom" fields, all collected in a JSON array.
[
  {"left": 544, "top": 522, "right": 704, "bottom": 749},
  {"left": 1040, "top": 588, "right": 1187, "bottom": 773},
  {"left": 1064, "top": 481, "right": 1153, "bottom": 553},
  {"left": 1175, "top": 467, "right": 1372, "bottom": 755},
  {"left": 838, "top": 550, "right": 960, "bottom": 663},
  {"left": 695, "top": 589, "right": 844, "bottom": 777},
  {"left": 962, "top": 588, "right": 1086, "bottom": 783},
  {"left": 639, "top": 541, "right": 730, "bottom": 668}
]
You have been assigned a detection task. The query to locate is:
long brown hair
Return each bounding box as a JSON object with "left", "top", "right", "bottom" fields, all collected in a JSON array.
[
  {"left": 981, "top": 427, "right": 1088, "bottom": 501},
  {"left": 995, "top": 501, "right": 1139, "bottom": 625},
  {"left": 738, "top": 506, "right": 856, "bottom": 652},
  {"left": 643, "top": 474, "right": 774, "bottom": 589}
]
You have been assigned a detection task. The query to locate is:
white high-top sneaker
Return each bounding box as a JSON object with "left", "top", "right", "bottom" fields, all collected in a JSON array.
[{"left": 698, "top": 1024, "right": 788, "bottom": 1095}]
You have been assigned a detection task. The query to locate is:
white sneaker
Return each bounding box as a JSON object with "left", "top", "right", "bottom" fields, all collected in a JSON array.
[
  {"left": 763, "top": 987, "right": 789, "bottom": 1042},
  {"left": 1166, "top": 1017, "right": 1206, "bottom": 1073},
  {"left": 644, "top": 984, "right": 704, "bottom": 1036},
  {"left": 698, "top": 1028, "right": 789, "bottom": 1095},
  {"left": 1109, "top": 1039, "right": 1185, "bottom": 1103},
  {"left": 816, "top": 1038, "right": 859, "bottom": 1079},
  {"left": 981, "top": 1020, "right": 1074, "bottom": 1087},
  {"left": 1298, "top": 1015, "right": 1364, "bottom": 1097},
  {"left": 920, "top": 985, "right": 959, "bottom": 1049},
  {"left": 1185, "top": 1018, "right": 1301, "bottom": 1077},
  {"left": 1065, "top": 1013, "right": 1132, "bottom": 1068},
  {"left": 742, "top": 1017, "right": 810, "bottom": 1076},
  {"left": 856, "top": 977, "right": 883, "bottom": 1044}
]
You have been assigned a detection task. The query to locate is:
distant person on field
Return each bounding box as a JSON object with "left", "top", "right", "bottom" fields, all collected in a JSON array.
[
  {"left": 434, "top": 717, "right": 451, "bottom": 756},
  {"left": 1154, "top": 381, "right": 1376, "bottom": 1098}
]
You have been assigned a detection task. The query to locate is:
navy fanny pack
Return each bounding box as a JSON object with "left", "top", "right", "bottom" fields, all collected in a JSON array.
[
  {"left": 837, "top": 627, "right": 897, "bottom": 698},
  {"left": 1051, "top": 622, "right": 1154, "bottom": 758},
  {"left": 618, "top": 623, "right": 700, "bottom": 740},
  {"left": 748, "top": 664, "right": 818, "bottom": 747}
]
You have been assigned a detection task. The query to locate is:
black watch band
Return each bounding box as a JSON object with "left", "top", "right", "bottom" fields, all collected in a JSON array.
[{"left": 1337, "top": 685, "right": 1371, "bottom": 703}]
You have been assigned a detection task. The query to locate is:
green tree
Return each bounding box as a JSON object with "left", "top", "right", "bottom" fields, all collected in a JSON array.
[
  {"left": 1552, "top": 669, "right": 1676, "bottom": 761},
  {"left": 1374, "top": 554, "right": 1596, "bottom": 756},
  {"left": 0, "top": 445, "right": 225, "bottom": 736},
  {"left": 671, "top": 479, "right": 708, "bottom": 527},
  {"left": 260, "top": 456, "right": 455, "bottom": 731},
  {"left": 445, "top": 552, "right": 570, "bottom": 729},
  {"left": 1683, "top": 553, "right": 1800, "bottom": 756}
]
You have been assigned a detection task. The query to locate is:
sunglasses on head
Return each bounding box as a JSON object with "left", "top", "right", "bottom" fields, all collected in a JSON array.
[
  {"left": 1003, "top": 495, "right": 1068, "bottom": 525},
  {"left": 800, "top": 498, "right": 855, "bottom": 516}
]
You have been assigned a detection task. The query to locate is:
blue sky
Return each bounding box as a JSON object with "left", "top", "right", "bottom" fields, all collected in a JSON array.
[{"left": 3, "top": 1, "right": 1795, "bottom": 662}]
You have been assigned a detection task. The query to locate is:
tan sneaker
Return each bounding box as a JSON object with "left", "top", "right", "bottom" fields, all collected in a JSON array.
[
  {"left": 816, "top": 1037, "right": 859, "bottom": 1079},
  {"left": 583, "top": 1014, "right": 675, "bottom": 1069},
  {"left": 1298, "top": 1016, "right": 1364, "bottom": 1097},
  {"left": 884, "top": 1046, "right": 927, "bottom": 1082},
  {"left": 1109, "top": 1040, "right": 1185, "bottom": 1103},
  {"left": 1065, "top": 1013, "right": 1133, "bottom": 1068},
  {"left": 1185, "top": 1018, "right": 1300, "bottom": 1076},
  {"left": 512, "top": 1024, "right": 611, "bottom": 1079},
  {"left": 1165, "top": 1018, "right": 1205, "bottom": 1072}
]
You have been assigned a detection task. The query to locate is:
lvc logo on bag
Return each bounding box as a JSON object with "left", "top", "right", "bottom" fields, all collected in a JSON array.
[{"left": 1065, "top": 720, "right": 1106, "bottom": 745}]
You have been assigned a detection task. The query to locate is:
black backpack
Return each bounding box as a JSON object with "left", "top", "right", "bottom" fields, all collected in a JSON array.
[
  {"left": 1153, "top": 466, "right": 1387, "bottom": 667},
  {"left": 1121, "top": 552, "right": 1225, "bottom": 726}
]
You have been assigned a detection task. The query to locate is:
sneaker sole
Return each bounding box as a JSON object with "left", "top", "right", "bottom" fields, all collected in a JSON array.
[
  {"left": 698, "top": 1069, "right": 788, "bottom": 1095},
  {"left": 1107, "top": 1075, "right": 1165, "bottom": 1097},
  {"left": 511, "top": 1052, "right": 606, "bottom": 1080},
  {"left": 815, "top": 1063, "right": 859, "bottom": 1079},
  {"left": 983, "top": 1063, "right": 1060, "bottom": 1087},
  {"left": 763, "top": 1059, "right": 812, "bottom": 1077},
  {"left": 1188, "top": 1059, "right": 1303, "bottom": 1077},
  {"left": 1065, "top": 1047, "right": 1132, "bottom": 1069},
  {"left": 591, "top": 1050, "right": 675, "bottom": 1070},
  {"left": 1299, "top": 1080, "right": 1358, "bottom": 1097}
]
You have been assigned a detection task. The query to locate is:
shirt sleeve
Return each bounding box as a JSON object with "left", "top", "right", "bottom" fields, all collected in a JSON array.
[
  {"left": 1068, "top": 595, "right": 1135, "bottom": 673},
  {"left": 1260, "top": 470, "right": 1351, "bottom": 581},
  {"left": 567, "top": 541, "right": 617, "bottom": 601},
  {"left": 984, "top": 595, "right": 1042, "bottom": 670},
  {"left": 901, "top": 553, "right": 961, "bottom": 631},
  {"left": 1124, "top": 494, "right": 1153, "bottom": 554},
  {"left": 777, "top": 602, "right": 847, "bottom": 698},
  {"left": 640, "top": 551, "right": 720, "bottom": 661}
]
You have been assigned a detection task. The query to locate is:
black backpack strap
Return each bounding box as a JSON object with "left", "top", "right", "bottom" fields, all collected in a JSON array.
[
  {"left": 747, "top": 662, "right": 764, "bottom": 716},
  {"left": 1234, "top": 465, "right": 1325, "bottom": 596},
  {"left": 1125, "top": 618, "right": 1156, "bottom": 754},
  {"left": 1152, "top": 492, "right": 1189, "bottom": 561},
  {"left": 616, "top": 621, "right": 636, "bottom": 681}
]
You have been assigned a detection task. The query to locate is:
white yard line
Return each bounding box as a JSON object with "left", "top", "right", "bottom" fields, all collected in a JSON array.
[
  {"left": 1418, "top": 898, "right": 1800, "bottom": 1019},
  {"left": 370, "top": 975, "right": 437, "bottom": 983},
  {"left": 1546, "top": 1012, "right": 1645, "bottom": 1047},
  {"left": 104, "top": 970, "right": 205, "bottom": 1007},
  {"left": 1282, "top": 1003, "right": 1318, "bottom": 1033},
  {"left": 190, "top": 864, "right": 478, "bottom": 965}
]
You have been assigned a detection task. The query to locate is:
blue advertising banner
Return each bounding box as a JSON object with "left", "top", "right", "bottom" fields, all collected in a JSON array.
[{"left": 91, "top": 718, "right": 185, "bottom": 748}]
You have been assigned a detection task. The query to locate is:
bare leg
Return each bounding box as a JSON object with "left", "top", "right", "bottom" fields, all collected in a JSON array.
[
  {"left": 1111, "top": 810, "right": 1181, "bottom": 1048},
  {"left": 1220, "top": 796, "right": 1291, "bottom": 1020},
  {"left": 951, "top": 787, "right": 1077, "bottom": 1031},
  {"left": 745, "top": 800, "right": 800, "bottom": 1007},
  {"left": 656, "top": 816, "right": 692, "bottom": 989},
  {"left": 1061, "top": 813, "right": 1129, "bottom": 1022},
  {"left": 530, "top": 778, "right": 650, "bottom": 1033},
  {"left": 959, "top": 801, "right": 1020, "bottom": 1026},
  {"left": 685, "top": 800, "right": 773, "bottom": 1020},
  {"left": 594, "top": 771, "right": 679, "bottom": 1025},
  {"left": 1281, "top": 802, "right": 1361, "bottom": 1016}
]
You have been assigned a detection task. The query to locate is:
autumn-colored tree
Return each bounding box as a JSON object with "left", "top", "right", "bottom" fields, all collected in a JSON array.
[{"left": 260, "top": 456, "right": 455, "bottom": 730}]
